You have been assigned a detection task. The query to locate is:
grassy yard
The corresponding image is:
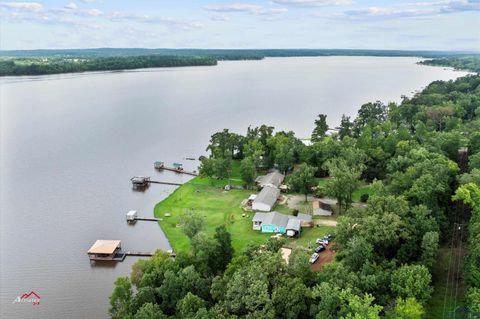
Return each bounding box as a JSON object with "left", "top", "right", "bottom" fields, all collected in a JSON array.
[
  {"left": 316, "top": 178, "right": 374, "bottom": 203},
  {"left": 426, "top": 247, "right": 466, "bottom": 319},
  {"left": 154, "top": 174, "right": 334, "bottom": 254}
]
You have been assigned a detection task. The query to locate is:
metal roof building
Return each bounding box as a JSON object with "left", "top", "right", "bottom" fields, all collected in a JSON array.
[{"left": 252, "top": 186, "right": 280, "bottom": 211}]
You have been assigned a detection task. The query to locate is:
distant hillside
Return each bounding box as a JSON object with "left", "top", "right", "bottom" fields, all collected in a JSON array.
[{"left": 1, "top": 48, "right": 478, "bottom": 59}]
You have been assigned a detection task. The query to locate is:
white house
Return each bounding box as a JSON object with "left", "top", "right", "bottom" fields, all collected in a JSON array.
[{"left": 252, "top": 186, "right": 280, "bottom": 211}]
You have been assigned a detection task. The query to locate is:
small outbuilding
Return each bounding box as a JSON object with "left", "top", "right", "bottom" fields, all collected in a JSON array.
[
  {"left": 286, "top": 218, "right": 301, "bottom": 237},
  {"left": 252, "top": 186, "right": 280, "bottom": 211},
  {"left": 255, "top": 171, "right": 285, "bottom": 189},
  {"left": 313, "top": 200, "right": 333, "bottom": 216}
]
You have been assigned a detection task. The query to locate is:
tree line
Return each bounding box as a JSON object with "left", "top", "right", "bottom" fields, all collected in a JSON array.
[{"left": 0, "top": 55, "right": 217, "bottom": 76}]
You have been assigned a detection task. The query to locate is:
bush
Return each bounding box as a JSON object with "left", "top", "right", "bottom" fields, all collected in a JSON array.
[
  {"left": 293, "top": 209, "right": 299, "bottom": 216},
  {"left": 360, "top": 193, "right": 369, "bottom": 203}
]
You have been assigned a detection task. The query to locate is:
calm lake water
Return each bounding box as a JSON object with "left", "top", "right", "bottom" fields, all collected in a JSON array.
[{"left": 0, "top": 57, "right": 469, "bottom": 318}]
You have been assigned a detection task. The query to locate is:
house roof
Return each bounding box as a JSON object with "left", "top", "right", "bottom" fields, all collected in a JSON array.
[
  {"left": 252, "top": 212, "right": 267, "bottom": 222},
  {"left": 88, "top": 240, "right": 121, "bottom": 254},
  {"left": 252, "top": 211, "right": 290, "bottom": 228},
  {"left": 253, "top": 186, "right": 280, "bottom": 208},
  {"left": 255, "top": 171, "right": 285, "bottom": 188},
  {"left": 286, "top": 218, "right": 301, "bottom": 231}
]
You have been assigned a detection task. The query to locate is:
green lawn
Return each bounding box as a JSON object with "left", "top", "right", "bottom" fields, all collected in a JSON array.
[
  {"left": 426, "top": 247, "right": 466, "bottom": 319},
  {"left": 154, "top": 175, "right": 334, "bottom": 255}
]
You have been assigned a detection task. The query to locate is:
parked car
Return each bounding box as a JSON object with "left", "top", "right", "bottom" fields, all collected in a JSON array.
[
  {"left": 325, "top": 234, "right": 335, "bottom": 240},
  {"left": 314, "top": 245, "right": 326, "bottom": 253},
  {"left": 316, "top": 238, "right": 329, "bottom": 245},
  {"left": 310, "top": 253, "right": 319, "bottom": 264}
]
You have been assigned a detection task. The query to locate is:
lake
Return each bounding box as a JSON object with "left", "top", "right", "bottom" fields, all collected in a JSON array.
[{"left": 0, "top": 57, "right": 469, "bottom": 318}]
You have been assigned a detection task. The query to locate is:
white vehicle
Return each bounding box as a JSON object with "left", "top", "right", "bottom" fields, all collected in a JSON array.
[
  {"left": 310, "top": 253, "right": 319, "bottom": 264},
  {"left": 316, "top": 238, "right": 329, "bottom": 245}
]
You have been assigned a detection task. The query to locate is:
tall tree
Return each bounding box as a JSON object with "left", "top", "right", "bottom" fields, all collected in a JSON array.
[
  {"left": 213, "top": 225, "right": 234, "bottom": 273},
  {"left": 339, "top": 114, "right": 353, "bottom": 139},
  {"left": 181, "top": 211, "right": 205, "bottom": 240},
  {"left": 240, "top": 157, "right": 256, "bottom": 188},
  {"left": 110, "top": 277, "right": 133, "bottom": 319},
  {"left": 324, "top": 158, "right": 364, "bottom": 213},
  {"left": 287, "top": 163, "right": 317, "bottom": 202},
  {"left": 311, "top": 114, "right": 329, "bottom": 142}
]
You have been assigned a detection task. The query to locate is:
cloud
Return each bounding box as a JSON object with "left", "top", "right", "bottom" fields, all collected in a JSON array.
[
  {"left": 109, "top": 11, "right": 202, "bottom": 30},
  {"left": 204, "top": 3, "right": 262, "bottom": 14},
  {"left": 0, "top": 2, "right": 43, "bottom": 12},
  {"left": 210, "top": 14, "right": 230, "bottom": 21},
  {"left": 272, "top": 0, "right": 352, "bottom": 7},
  {"left": 339, "top": 0, "right": 480, "bottom": 20},
  {"left": 64, "top": 2, "right": 79, "bottom": 10},
  {"left": 203, "top": 3, "right": 288, "bottom": 16},
  {"left": 259, "top": 8, "right": 289, "bottom": 15}
]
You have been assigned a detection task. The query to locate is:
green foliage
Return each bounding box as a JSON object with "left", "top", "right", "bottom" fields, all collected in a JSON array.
[
  {"left": 110, "top": 277, "right": 133, "bottom": 319},
  {"left": 287, "top": 163, "right": 317, "bottom": 201},
  {"left": 181, "top": 211, "right": 206, "bottom": 239},
  {"left": 311, "top": 114, "right": 329, "bottom": 142},
  {"left": 176, "top": 293, "right": 207, "bottom": 319},
  {"left": 386, "top": 298, "right": 425, "bottom": 319},
  {"left": 240, "top": 157, "right": 256, "bottom": 187},
  {"left": 324, "top": 158, "right": 364, "bottom": 213},
  {"left": 339, "top": 289, "right": 383, "bottom": 319},
  {"left": 0, "top": 55, "right": 217, "bottom": 76},
  {"left": 391, "top": 264, "right": 433, "bottom": 304},
  {"left": 133, "top": 303, "right": 166, "bottom": 319},
  {"left": 420, "top": 231, "right": 440, "bottom": 270}
]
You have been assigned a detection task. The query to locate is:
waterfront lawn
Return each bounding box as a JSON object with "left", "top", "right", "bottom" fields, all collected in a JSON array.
[{"left": 154, "top": 177, "right": 334, "bottom": 254}]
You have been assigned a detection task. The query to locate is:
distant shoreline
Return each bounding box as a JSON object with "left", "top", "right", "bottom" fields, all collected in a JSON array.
[{"left": 1, "top": 48, "right": 479, "bottom": 77}]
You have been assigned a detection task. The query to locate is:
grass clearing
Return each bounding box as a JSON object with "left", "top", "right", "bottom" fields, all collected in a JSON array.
[
  {"left": 426, "top": 246, "right": 466, "bottom": 319},
  {"left": 154, "top": 175, "right": 334, "bottom": 255}
]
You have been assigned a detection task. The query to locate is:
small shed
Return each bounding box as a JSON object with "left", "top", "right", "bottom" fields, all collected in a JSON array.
[
  {"left": 252, "top": 186, "right": 280, "bottom": 212},
  {"left": 297, "top": 213, "right": 313, "bottom": 227},
  {"left": 313, "top": 200, "right": 332, "bottom": 216},
  {"left": 286, "top": 218, "right": 301, "bottom": 237}
]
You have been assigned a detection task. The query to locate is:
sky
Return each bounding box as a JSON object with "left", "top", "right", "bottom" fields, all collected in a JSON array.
[{"left": 0, "top": 0, "right": 479, "bottom": 51}]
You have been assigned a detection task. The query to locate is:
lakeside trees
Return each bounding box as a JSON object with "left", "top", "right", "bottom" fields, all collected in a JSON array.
[{"left": 0, "top": 55, "right": 217, "bottom": 76}]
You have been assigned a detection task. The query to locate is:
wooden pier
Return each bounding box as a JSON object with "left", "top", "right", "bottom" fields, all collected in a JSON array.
[
  {"left": 125, "top": 251, "right": 155, "bottom": 257},
  {"left": 154, "top": 161, "right": 198, "bottom": 176},
  {"left": 134, "top": 217, "right": 163, "bottom": 222},
  {"left": 148, "top": 180, "right": 183, "bottom": 186},
  {"left": 160, "top": 166, "right": 198, "bottom": 176}
]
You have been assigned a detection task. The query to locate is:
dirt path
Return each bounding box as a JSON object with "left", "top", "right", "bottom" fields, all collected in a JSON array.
[
  {"left": 310, "top": 245, "right": 335, "bottom": 271},
  {"left": 314, "top": 220, "right": 338, "bottom": 227}
]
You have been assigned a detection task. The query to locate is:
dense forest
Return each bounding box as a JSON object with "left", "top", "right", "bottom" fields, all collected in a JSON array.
[
  {"left": 108, "top": 58, "right": 480, "bottom": 318},
  {"left": 0, "top": 55, "right": 217, "bottom": 76},
  {"left": 421, "top": 57, "right": 480, "bottom": 73},
  {"left": 1, "top": 48, "right": 478, "bottom": 76}
]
